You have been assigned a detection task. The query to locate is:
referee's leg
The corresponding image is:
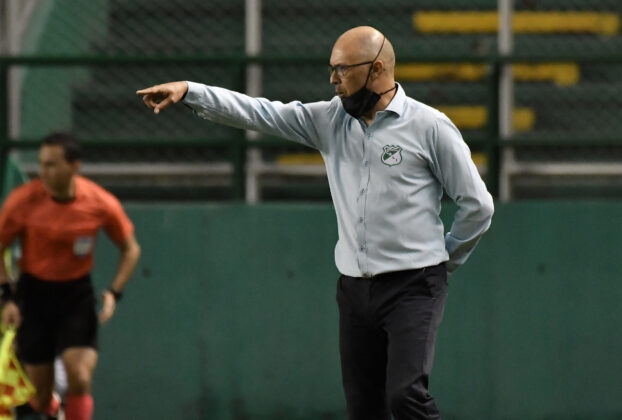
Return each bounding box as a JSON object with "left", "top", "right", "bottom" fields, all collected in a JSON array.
[
  {"left": 23, "top": 364, "right": 55, "bottom": 413},
  {"left": 384, "top": 264, "right": 449, "bottom": 420},
  {"left": 57, "top": 274, "right": 98, "bottom": 420},
  {"left": 15, "top": 274, "right": 59, "bottom": 416},
  {"left": 337, "top": 275, "right": 391, "bottom": 420},
  {"left": 62, "top": 347, "right": 97, "bottom": 420}
]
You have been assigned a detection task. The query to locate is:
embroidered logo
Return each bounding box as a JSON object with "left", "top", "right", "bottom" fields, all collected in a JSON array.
[
  {"left": 74, "top": 236, "right": 94, "bottom": 257},
  {"left": 381, "top": 145, "right": 403, "bottom": 166}
]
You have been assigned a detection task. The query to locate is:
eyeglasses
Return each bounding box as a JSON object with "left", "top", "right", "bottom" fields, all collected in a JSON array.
[{"left": 328, "top": 61, "right": 374, "bottom": 77}]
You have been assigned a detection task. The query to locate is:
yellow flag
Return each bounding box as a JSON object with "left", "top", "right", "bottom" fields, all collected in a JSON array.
[
  {"left": 0, "top": 406, "right": 13, "bottom": 420},
  {"left": 0, "top": 326, "right": 35, "bottom": 412}
]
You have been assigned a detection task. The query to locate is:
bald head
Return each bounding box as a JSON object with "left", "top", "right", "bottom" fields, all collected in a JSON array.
[
  {"left": 332, "top": 26, "right": 396, "bottom": 75},
  {"left": 329, "top": 26, "right": 398, "bottom": 120}
]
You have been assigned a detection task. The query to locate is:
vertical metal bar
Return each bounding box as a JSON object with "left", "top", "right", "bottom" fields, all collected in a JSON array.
[
  {"left": 0, "top": 63, "right": 9, "bottom": 198},
  {"left": 498, "top": 0, "right": 513, "bottom": 61},
  {"left": 6, "top": 0, "right": 18, "bottom": 53},
  {"left": 498, "top": 0, "right": 513, "bottom": 138},
  {"left": 244, "top": 0, "right": 262, "bottom": 203},
  {"left": 231, "top": 61, "right": 247, "bottom": 200},
  {"left": 0, "top": 1, "right": 6, "bottom": 53},
  {"left": 498, "top": 0, "right": 514, "bottom": 201}
]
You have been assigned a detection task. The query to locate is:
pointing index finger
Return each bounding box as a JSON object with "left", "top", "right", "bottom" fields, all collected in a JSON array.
[{"left": 136, "top": 87, "right": 153, "bottom": 95}]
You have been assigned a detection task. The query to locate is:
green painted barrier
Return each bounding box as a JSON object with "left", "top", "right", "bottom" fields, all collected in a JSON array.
[{"left": 89, "top": 202, "right": 622, "bottom": 419}]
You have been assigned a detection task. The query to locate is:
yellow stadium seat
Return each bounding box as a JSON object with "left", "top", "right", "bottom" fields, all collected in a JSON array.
[
  {"left": 413, "top": 11, "right": 620, "bottom": 36},
  {"left": 395, "top": 63, "right": 488, "bottom": 82},
  {"left": 437, "top": 106, "right": 488, "bottom": 130},
  {"left": 436, "top": 106, "right": 535, "bottom": 131},
  {"left": 277, "top": 153, "right": 325, "bottom": 165},
  {"left": 276, "top": 106, "right": 534, "bottom": 166},
  {"left": 471, "top": 152, "right": 488, "bottom": 169},
  {"left": 395, "top": 62, "right": 579, "bottom": 85},
  {"left": 513, "top": 63, "right": 579, "bottom": 85}
]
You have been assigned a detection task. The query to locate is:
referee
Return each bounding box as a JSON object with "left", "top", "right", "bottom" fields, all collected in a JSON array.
[
  {"left": 0, "top": 133, "right": 141, "bottom": 420},
  {"left": 137, "top": 26, "right": 493, "bottom": 420}
]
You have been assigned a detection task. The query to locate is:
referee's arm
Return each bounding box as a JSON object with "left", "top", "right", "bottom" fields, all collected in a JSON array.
[{"left": 99, "top": 233, "right": 141, "bottom": 324}]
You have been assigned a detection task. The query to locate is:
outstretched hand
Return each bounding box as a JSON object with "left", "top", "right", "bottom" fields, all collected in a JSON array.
[{"left": 136, "top": 81, "right": 189, "bottom": 114}]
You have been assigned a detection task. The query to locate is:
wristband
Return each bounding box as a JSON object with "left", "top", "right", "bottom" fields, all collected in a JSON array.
[
  {"left": 108, "top": 288, "right": 123, "bottom": 302},
  {"left": 1, "top": 283, "right": 15, "bottom": 303}
]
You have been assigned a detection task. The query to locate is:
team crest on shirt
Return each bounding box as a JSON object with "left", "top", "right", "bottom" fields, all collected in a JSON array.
[
  {"left": 381, "top": 145, "right": 403, "bottom": 166},
  {"left": 74, "top": 236, "right": 94, "bottom": 257}
]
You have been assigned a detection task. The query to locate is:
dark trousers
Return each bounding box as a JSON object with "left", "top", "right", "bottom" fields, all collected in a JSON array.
[{"left": 337, "top": 263, "right": 448, "bottom": 420}]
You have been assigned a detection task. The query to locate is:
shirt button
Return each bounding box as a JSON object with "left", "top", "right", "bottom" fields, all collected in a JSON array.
[
  {"left": 359, "top": 246, "right": 366, "bottom": 251},
  {"left": 359, "top": 217, "right": 364, "bottom": 223},
  {"left": 364, "top": 160, "right": 369, "bottom": 167},
  {"left": 360, "top": 189, "right": 365, "bottom": 195}
]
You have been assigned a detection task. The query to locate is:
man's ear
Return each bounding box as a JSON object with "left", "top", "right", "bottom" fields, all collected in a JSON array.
[{"left": 372, "top": 61, "right": 384, "bottom": 79}]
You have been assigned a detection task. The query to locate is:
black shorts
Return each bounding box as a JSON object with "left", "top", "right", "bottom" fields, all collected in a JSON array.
[{"left": 16, "top": 273, "right": 98, "bottom": 364}]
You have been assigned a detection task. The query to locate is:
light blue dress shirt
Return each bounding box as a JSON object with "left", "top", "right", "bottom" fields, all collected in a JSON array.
[{"left": 184, "top": 82, "right": 494, "bottom": 277}]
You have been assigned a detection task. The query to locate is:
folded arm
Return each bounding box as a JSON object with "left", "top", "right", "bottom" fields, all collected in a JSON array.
[{"left": 429, "top": 116, "right": 494, "bottom": 274}]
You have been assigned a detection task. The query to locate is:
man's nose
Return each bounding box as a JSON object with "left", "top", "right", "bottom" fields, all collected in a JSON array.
[{"left": 330, "top": 71, "right": 340, "bottom": 85}]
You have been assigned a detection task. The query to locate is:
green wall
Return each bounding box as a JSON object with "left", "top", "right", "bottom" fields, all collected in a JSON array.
[{"left": 90, "top": 202, "right": 622, "bottom": 420}]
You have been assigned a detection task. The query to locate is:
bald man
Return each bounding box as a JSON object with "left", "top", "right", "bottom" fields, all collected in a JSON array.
[{"left": 137, "top": 26, "right": 493, "bottom": 420}]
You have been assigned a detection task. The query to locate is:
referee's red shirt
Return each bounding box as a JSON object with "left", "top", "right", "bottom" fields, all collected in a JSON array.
[{"left": 0, "top": 176, "right": 134, "bottom": 281}]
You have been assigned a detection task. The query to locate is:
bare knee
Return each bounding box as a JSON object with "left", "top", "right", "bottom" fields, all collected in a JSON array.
[
  {"left": 66, "top": 366, "right": 93, "bottom": 394},
  {"left": 62, "top": 348, "right": 97, "bottom": 394}
]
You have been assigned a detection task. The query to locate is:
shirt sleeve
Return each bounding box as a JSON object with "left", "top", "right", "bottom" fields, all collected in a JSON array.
[
  {"left": 182, "top": 81, "right": 329, "bottom": 151},
  {"left": 102, "top": 194, "right": 134, "bottom": 246},
  {"left": 429, "top": 114, "right": 494, "bottom": 274},
  {"left": 0, "top": 189, "right": 26, "bottom": 246}
]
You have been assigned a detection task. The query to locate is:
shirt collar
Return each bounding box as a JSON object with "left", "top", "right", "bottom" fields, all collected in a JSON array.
[{"left": 383, "top": 82, "right": 405, "bottom": 117}]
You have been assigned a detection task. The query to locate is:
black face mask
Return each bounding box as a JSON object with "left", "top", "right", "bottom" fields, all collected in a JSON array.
[
  {"left": 340, "top": 36, "right": 388, "bottom": 119},
  {"left": 341, "top": 87, "right": 381, "bottom": 119}
]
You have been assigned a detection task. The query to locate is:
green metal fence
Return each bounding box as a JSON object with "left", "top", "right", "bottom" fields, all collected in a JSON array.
[
  {"left": 3, "top": 0, "right": 622, "bottom": 201},
  {"left": 2, "top": 53, "right": 622, "bottom": 200},
  {"left": 0, "top": 53, "right": 499, "bottom": 199}
]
